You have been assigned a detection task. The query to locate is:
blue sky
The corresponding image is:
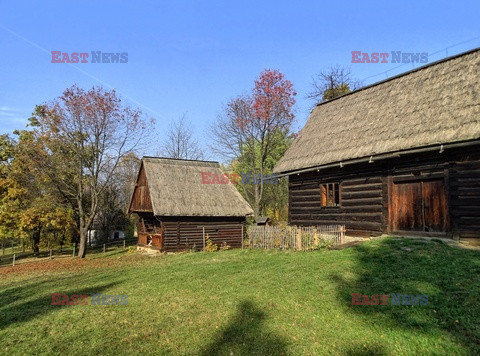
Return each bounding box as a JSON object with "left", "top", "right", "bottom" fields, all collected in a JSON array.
[{"left": 1, "top": 1, "right": 479, "bottom": 161}]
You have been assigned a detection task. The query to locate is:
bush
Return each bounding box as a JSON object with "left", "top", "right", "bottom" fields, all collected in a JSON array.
[
  {"left": 219, "top": 242, "right": 231, "bottom": 251},
  {"left": 204, "top": 235, "right": 218, "bottom": 252}
]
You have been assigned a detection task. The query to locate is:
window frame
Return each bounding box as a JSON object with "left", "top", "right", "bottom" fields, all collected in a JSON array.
[{"left": 320, "top": 182, "right": 341, "bottom": 208}]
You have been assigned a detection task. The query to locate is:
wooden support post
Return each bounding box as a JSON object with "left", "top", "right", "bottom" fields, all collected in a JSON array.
[
  {"left": 73, "top": 245, "right": 75, "bottom": 257},
  {"left": 202, "top": 227, "right": 205, "bottom": 251},
  {"left": 12, "top": 253, "right": 15, "bottom": 266},
  {"left": 123, "top": 239, "right": 126, "bottom": 249},
  {"left": 103, "top": 244, "right": 106, "bottom": 253},
  {"left": 50, "top": 249, "right": 52, "bottom": 259},
  {"left": 296, "top": 228, "right": 302, "bottom": 251}
]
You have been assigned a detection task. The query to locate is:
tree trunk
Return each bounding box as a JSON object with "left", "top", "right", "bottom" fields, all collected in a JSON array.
[
  {"left": 32, "top": 229, "right": 41, "bottom": 257},
  {"left": 77, "top": 227, "right": 88, "bottom": 258},
  {"left": 254, "top": 183, "right": 261, "bottom": 219}
]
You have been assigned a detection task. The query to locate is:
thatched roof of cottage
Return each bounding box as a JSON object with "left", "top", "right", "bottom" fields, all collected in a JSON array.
[
  {"left": 274, "top": 48, "right": 480, "bottom": 174},
  {"left": 140, "top": 157, "right": 254, "bottom": 217}
]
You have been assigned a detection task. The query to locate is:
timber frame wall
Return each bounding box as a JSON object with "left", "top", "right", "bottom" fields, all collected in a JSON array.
[
  {"left": 288, "top": 146, "right": 480, "bottom": 244},
  {"left": 136, "top": 214, "right": 246, "bottom": 252}
]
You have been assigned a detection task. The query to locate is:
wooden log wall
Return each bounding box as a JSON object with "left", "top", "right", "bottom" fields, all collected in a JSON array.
[
  {"left": 161, "top": 217, "right": 245, "bottom": 252},
  {"left": 289, "top": 170, "right": 386, "bottom": 237},
  {"left": 449, "top": 158, "right": 480, "bottom": 243},
  {"left": 288, "top": 146, "right": 480, "bottom": 240}
]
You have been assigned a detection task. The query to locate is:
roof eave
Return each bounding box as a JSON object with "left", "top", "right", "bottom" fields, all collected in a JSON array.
[{"left": 275, "top": 139, "right": 480, "bottom": 177}]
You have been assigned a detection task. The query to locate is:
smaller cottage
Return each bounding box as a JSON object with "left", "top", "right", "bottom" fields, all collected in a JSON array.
[{"left": 128, "top": 157, "right": 254, "bottom": 252}]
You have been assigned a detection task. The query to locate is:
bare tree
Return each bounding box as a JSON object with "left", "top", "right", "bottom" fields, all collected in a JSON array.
[
  {"left": 210, "top": 70, "right": 296, "bottom": 218},
  {"left": 29, "top": 85, "right": 153, "bottom": 258},
  {"left": 307, "top": 65, "right": 362, "bottom": 104},
  {"left": 159, "top": 114, "right": 204, "bottom": 160}
]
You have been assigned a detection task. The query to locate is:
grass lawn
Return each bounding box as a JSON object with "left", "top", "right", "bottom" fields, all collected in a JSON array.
[{"left": 0, "top": 237, "right": 479, "bottom": 355}]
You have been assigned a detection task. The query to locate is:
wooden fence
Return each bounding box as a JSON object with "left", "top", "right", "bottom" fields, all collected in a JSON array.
[{"left": 247, "top": 225, "right": 346, "bottom": 251}]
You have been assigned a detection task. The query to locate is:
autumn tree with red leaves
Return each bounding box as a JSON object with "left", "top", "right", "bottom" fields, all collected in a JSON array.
[
  {"left": 212, "top": 69, "right": 296, "bottom": 218},
  {"left": 28, "top": 85, "right": 153, "bottom": 258}
]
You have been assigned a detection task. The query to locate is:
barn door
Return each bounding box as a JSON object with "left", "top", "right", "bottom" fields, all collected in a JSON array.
[{"left": 391, "top": 179, "right": 448, "bottom": 233}]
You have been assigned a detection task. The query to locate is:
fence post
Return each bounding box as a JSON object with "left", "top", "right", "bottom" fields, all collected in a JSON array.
[
  {"left": 123, "top": 240, "right": 126, "bottom": 249},
  {"left": 73, "top": 245, "right": 75, "bottom": 257},
  {"left": 202, "top": 227, "right": 205, "bottom": 251},
  {"left": 241, "top": 225, "right": 244, "bottom": 250},
  {"left": 296, "top": 228, "right": 302, "bottom": 251},
  {"left": 314, "top": 227, "right": 318, "bottom": 247},
  {"left": 50, "top": 249, "right": 52, "bottom": 259},
  {"left": 12, "top": 253, "right": 15, "bottom": 266},
  {"left": 341, "top": 225, "right": 346, "bottom": 244},
  {"left": 103, "top": 244, "right": 106, "bottom": 253}
]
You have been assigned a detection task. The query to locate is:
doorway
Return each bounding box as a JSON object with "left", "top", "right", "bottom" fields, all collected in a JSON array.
[{"left": 390, "top": 178, "right": 448, "bottom": 233}]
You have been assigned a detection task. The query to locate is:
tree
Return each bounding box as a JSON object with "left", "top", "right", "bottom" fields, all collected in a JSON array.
[
  {"left": 0, "top": 132, "right": 75, "bottom": 255},
  {"left": 159, "top": 114, "right": 204, "bottom": 160},
  {"left": 28, "top": 85, "right": 153, "bottom": 258},
  {"left": 211, "top": 69, "right": 296, "bottom": 218},
  {"left": 307, "top": 65, "right": 362, "bottom": 103}
]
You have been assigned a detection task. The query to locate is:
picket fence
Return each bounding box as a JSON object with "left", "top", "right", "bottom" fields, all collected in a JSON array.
[{"left": 247, "top": 225, "right": 346, "bottom": 251}]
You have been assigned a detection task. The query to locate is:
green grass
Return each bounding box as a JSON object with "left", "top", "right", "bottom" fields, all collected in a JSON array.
[{"left": 1, "top": 237, "right": 479, "bottom": 355}]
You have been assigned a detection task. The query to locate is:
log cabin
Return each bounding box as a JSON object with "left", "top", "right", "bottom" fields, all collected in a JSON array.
[
  {"left": 129, "top": 157, "right": 254, "bottom": 252},
  {"left": 274, "top": 48, "right": 480, "bottom": 245}
]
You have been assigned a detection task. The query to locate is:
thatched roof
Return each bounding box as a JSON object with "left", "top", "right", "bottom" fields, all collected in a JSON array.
[
  {"left": 274, "top": 48, "right": 480, "bottom": 174},
  {"left": 141, "top": 157, "right": 254, "bottom": 217}
]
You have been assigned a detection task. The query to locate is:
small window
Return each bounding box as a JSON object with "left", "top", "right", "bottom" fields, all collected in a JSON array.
[{"left": 321, "top": 183, "right": 340, "bottom": 207}]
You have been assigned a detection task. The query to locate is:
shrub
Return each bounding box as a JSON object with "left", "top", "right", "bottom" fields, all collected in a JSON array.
[
  {"left": 219, "top": 242, "right": 231, "bottom": 251},
  {"left": 204, "top": 235, "right": 218, "bottom": 252}
]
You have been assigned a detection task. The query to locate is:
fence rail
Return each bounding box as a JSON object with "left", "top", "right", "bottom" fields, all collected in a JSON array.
[
  {"left": 0, "top": 239, "right": 137, "bottom": 268},
  {"left": 247, "top": 225, "right": 345, "bottom": 251}
]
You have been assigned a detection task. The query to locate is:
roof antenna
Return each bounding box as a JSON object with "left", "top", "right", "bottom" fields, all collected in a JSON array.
[
  {"left": 439, "top": 144, "right": 444, "bottom": 153},
  {"left": 339, "top": 162, "right": 344, "bottom": 168},
  {"left": 368, "top": 156, "right": 374, "bottom": 164}
]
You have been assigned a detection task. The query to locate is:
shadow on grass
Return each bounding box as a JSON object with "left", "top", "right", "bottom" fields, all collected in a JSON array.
[
  {"left": 202, "top": 300, "right": 288, "bottom": 356},
  {"left": 0, "top": 277, "right": 122, "bottom": 330},
  {"left": 332, "top": 237, "right": 480, "bottom": 353}
]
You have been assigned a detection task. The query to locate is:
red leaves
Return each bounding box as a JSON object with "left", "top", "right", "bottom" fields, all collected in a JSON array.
[
  {"left": 253, "top": 69, "right": 296, "bottom": 125},
  {"left": 229, "top": 69, "right": 296, "bottom": 133}
]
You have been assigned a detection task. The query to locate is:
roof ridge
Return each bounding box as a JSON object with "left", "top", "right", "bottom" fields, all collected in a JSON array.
[
  {"left": 142, "top": 156, "right": 219, "bottom": 165},
  {"left": 314, "top": 47, "right": 480, "bottom": 109}
]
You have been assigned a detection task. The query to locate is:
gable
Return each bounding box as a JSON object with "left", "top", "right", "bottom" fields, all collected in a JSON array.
[{"left": 129, "top": 162, "right": 153, "bottom": 213}]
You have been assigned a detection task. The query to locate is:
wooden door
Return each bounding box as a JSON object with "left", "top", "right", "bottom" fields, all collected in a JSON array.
[
  {"left": 422, "top": 180, "right": 448, "bottom": 232},
  {"left": 391, "top": 179, "right": 448, "bottom": 233}
]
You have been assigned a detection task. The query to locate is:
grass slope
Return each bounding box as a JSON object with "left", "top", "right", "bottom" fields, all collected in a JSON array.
[{"left": 0, "top": 237, "right": 479, "bottom": 355}]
